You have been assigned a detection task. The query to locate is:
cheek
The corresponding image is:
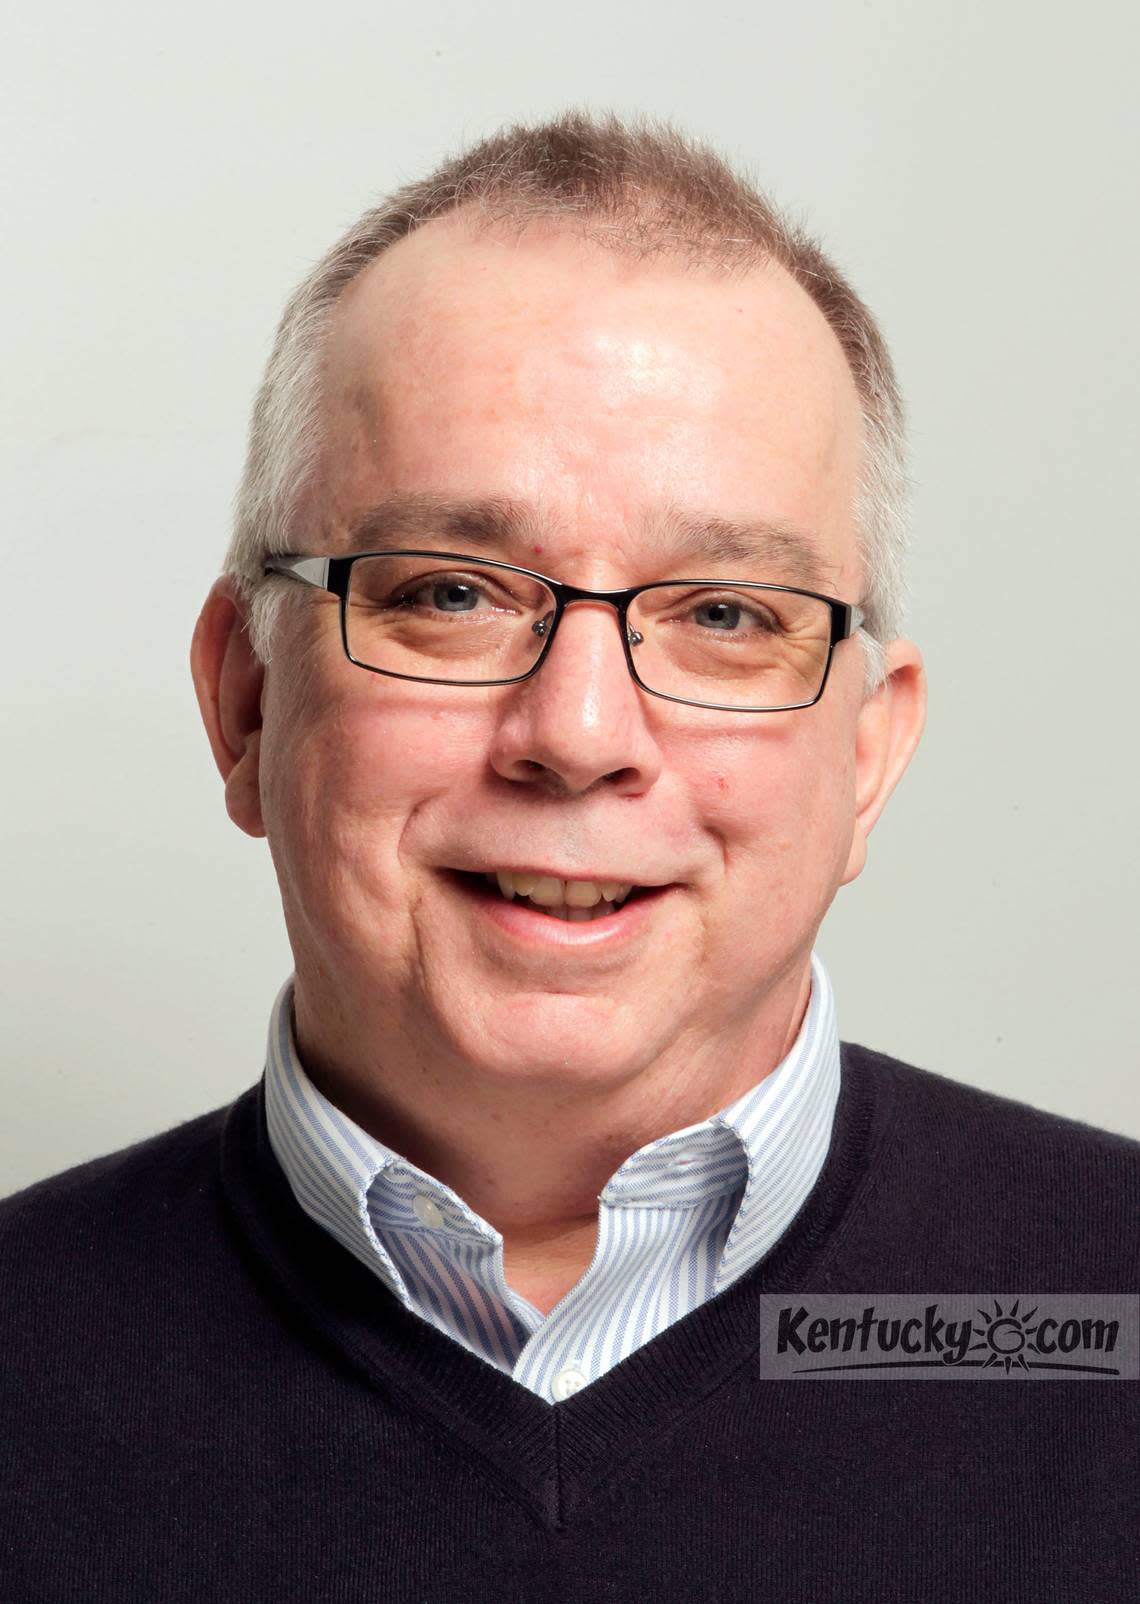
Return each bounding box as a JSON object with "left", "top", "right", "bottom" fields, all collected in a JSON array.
[
  {"left": 265, "top": 686, "right": 485, "bottom": 866},
  {"left": 332, "top": 700, "right": 472, "bottom": 799},
  {"left": 695, "top": 720, "right": 853, "bottom": 874},
  {"left": 686, "top": 721, "right": 800, "bottom": 822}
]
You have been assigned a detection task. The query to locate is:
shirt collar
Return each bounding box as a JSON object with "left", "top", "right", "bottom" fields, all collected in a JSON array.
[
  {"left": 595, "top": 951, "right": 840, "bottom": 1288},
  {"left": 263, "top": 951, "right": 840, "bottom": 1295}
]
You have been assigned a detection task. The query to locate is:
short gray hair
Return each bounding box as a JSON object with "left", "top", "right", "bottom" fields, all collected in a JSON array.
[{"left": 226, "top": 109, "right": 911, "bottom": 697}]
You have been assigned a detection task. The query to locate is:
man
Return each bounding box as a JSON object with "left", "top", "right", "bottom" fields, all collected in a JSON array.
[{"left": 3, "top": 112, "right": 1137, "bottom": 1601}]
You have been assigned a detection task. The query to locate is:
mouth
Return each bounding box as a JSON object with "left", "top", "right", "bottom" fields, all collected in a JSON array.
[{"left": 442, "top": 869, "right": 671, "bottom": 926}]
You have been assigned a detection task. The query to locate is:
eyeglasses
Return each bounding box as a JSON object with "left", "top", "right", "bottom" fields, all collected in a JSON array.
[{"left": 262, "top": 549, "right": 866, "bottom": 713}]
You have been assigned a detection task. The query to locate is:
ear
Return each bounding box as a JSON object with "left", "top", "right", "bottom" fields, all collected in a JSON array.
[
  {"left": 190, "top": 578, "right": 267, "bottom": 839},
  {"left": 840, "top": 639, "right": 927, "bottom": 886}
]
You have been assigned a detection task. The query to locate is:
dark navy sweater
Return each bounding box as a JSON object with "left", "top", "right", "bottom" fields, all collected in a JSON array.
[{"left": 2, "top": 1043, "right": 1137, "bottom": 1603}]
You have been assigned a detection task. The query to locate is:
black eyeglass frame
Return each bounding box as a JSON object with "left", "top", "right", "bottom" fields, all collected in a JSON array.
[{"left": 262, "top": 549, "right": 867, "bottom": 714}]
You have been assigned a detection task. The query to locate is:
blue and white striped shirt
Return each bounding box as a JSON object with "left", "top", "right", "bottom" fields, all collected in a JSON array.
[{"left": 264, "top": 950, "right": 840, "bottom": 1403}]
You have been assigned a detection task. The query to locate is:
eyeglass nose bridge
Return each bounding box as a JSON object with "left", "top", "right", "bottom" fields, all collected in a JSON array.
[{"left": 529, "top": 584, "right": 646, "bottom": 659}]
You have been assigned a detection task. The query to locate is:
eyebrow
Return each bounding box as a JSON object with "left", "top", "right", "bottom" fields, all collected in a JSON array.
[
  {"left": 651, "top": 505, "right": 837, "bottom": 589},
  {"left": 339, "top": 492, "right": 836, "bottom": 589}
]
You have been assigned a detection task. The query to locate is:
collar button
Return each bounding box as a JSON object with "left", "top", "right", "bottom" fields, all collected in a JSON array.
[
  {"left": 551, "top": 1366, "right": 589, "bottom": 1401},
  {"left": 411, "top": 1194, "right": 445, "bottom": 1230}
]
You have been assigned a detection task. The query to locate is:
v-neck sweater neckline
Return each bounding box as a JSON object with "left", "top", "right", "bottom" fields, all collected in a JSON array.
[{"left": 220, "top": 1038, "right": 897, "bottom": 1521}]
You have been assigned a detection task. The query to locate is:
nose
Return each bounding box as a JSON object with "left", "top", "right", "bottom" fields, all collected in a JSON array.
[{"left": 487, "top": 598, "right": 664, "bottom": 797}]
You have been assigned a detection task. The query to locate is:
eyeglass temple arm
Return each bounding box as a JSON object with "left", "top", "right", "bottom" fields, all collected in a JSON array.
[{"left": 264, "top": 556, "right": 333, "bottom": 591}]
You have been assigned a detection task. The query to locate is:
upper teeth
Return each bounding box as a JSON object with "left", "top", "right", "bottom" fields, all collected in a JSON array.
[{"left": 486, "top": 871, "right": 634, "bottom": 907}]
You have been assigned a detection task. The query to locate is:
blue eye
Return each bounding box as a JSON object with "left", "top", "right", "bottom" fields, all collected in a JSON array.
[
  {"left": 690, "top": 598, "right": 778, "bottom": 633},
  {"left": 426, "top": 582, "right": 481, "bottom": 612},
  {"left": 692, "top": 599, "right": 743, "bottom": 628},
  {"left": 394, "top": 578, "right": 490, "bottom": 614}
]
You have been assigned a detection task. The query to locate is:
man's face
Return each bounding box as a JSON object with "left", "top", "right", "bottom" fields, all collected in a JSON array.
[{"left": 231, "top": 218, "right": 912, "bottom": 1099}]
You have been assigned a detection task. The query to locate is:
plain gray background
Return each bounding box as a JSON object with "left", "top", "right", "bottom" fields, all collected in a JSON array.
[{"left": 3, "top": 0, "right": 1137, "bottom": 1196}]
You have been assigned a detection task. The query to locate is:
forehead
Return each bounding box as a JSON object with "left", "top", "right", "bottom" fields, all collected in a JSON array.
[{"left": 315, "top": 216, "right": 864, "bottom": 591}]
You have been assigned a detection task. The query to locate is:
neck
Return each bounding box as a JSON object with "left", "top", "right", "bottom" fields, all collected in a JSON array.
[{"left": 290, "top": 958, "right": 814, "bottom": 1302}]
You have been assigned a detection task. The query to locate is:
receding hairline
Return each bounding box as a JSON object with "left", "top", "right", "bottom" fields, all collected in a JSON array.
[
  {"left": 326, "top": 200, "right": 804, "bottom": 368},
  {"left": 376, "top": 194, "right": 771, "bottom": 266},
  {"left": 324, "top": 206, "right": 862, "bottom": 416}
]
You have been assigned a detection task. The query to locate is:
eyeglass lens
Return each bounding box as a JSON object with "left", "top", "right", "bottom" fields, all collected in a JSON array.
[{"left": 345, "top": 554, "right": 832, "bottom": 709}]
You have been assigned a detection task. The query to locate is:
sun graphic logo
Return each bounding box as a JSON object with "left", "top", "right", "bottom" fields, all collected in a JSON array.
[
  {"left": 954, "top": 1298, "right": 1127, "bottom": 1375},
  {"left": 967, "top": 1300, "right": 1039, "bottom": 1372}
]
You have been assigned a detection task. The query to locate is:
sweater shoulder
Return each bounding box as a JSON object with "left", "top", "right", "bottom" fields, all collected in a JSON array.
[
  {"left": 0, "top": 1095, "right": 244, "bottom": 1246},
  {"left": 843, "top": 1040, "right": 1140, "bottom": 1163},
  {"left": 0, "top": 1091, "right": 269, "bottom": 1404},
  {"left": 838, "top": 1041, "right": 1140, "bottom": 1284}
]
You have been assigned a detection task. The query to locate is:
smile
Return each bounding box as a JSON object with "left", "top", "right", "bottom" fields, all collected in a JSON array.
[
  {"left": 481, "top": 870, "right": 638, "bottom": 921},
  {"left": 443, "top": 870, "right": 673, "bottom": 946}
]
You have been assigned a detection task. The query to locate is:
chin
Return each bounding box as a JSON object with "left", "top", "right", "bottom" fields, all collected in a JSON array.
[{"left": 447, "top": 994, "right": 651, "bottom": 1086}]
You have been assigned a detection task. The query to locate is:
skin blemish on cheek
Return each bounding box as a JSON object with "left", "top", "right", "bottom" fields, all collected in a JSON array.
[
  {"left": 716, "top": 774, "right": 729, "bottom": 794},
  {"left": 532, "top": 544, "right": 543, "bottom": 554}
]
